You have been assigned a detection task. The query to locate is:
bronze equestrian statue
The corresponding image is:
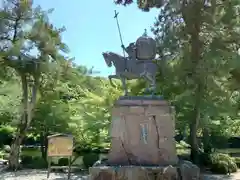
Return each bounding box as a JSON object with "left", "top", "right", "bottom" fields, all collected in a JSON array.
[{"left": 102, "top": 33, "right": 158, "bottom": 96}]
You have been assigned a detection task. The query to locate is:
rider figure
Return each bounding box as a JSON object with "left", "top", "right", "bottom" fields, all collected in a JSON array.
[{"left": 121, "top": 43, "right": 137, "bottom": 61}]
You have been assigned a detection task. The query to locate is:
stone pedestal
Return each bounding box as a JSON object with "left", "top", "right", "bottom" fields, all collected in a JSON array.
[
  {"left": 90, "top": 166, "right": 178, "bottom": 180},
  {"left": 107, "top": 96, "right": 178, "bottom": 166},
  {"left": 90, "top": 161, "right": 200, "bottom": 180},
  {"left": 89, "top": 96, "right": 200, "bottom": 180}
]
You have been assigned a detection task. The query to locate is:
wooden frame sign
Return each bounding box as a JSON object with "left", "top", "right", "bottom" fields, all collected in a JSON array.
[
  {"left": 47, "top": 134, "right": 73, "bottom": 157},
  {"left": 47, "top": 134, "right": 73, "bottom": 180}
]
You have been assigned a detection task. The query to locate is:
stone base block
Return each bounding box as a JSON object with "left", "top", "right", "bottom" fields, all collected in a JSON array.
[
  {"left": 109, "top": 96, "right": 178, "bottom": 166},
  {"left": 89, "top": 161, "right": 200, "bottom": 180}
]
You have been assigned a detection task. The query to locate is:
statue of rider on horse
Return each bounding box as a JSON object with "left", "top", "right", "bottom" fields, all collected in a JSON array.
[
  {"left": 102, "top": 30, "right": 159, "bottom": 96},
  {"left": 103, "top": 10, "right": 159, "bottom": 96}
]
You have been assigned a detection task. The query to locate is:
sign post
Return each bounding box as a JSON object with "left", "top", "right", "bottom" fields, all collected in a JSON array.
[{"left": 47, "top": 134, "right": 73, "bottom": 179}]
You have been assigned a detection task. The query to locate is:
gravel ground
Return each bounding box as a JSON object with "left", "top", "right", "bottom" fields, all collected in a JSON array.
[
  {"left": 201, "top": 171, "right": 240, "bottom": 180},
  {"left": 0, "top": 170, "right": 89, "bottom": 180},
  {"left": 0, "top": 169, "right": 240, "bottom": 180}
]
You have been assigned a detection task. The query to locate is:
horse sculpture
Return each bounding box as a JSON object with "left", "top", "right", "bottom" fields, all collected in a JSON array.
[{"left": 102, "top": 51, "right": 158, "bottom": 96}]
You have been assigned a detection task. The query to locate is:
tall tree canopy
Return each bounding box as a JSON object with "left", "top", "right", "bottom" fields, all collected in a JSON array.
[{"left": 115, "top": 0, "right": 240, "bottom": 163}]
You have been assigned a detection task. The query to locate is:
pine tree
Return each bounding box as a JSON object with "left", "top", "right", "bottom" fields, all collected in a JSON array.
[{"left": 0, "top": 0, "right": 68, "bottom": 169}]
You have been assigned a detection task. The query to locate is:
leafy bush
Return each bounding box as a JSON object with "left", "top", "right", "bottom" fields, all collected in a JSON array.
[
  {"left": 21, "top": 155, "right": 47, "bottom": 169},
  {"left": 209, "top": 153, "right": 237, "bottom": 174},
  {"left": 3, "top": 153, "right": 9, "bottom": 160},
  {"left": 21, "top": 146, "right": 38, "bottom": 151},
  {"left": 0, "top": 150, "right": 4, "bottom": 159},
  {"left": 31, "top": 157, "right": 47, "bottom": 169},
  {"left": 82, "top": 153, "right": 99, "bottom": 168},
  {"left": 177, "top": 141, "right": 191, "bottom": 149},
  {"left": 178, "top": 154, "right": 190, "bottom": 161},
  {"left": 21, "top": 155, "right": 33, "bottom": 165},
  {"left": 234, "top": 157, "right": 240, "bottom": 168},
  {"left": 199, "top": 152, "right": 211, "bottom": 166},
  {"left": 58, "top": 158, "right": 69, "bottom": 166},
  {"left": 0, "top": 125, "right": 14, "bottom": 147},
  {"left": 3, "top": 145, "right": 11, "bottom": 153}
]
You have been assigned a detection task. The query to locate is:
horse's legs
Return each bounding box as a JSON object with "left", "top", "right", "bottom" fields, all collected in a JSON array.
[
  {"left": 120, "top": 75, "right": 128, "bottom": 96},
  {"left": 144, "top": 73, "right": 156, "bottom": 95},
  {"left": 141, "top": 73, "right": 151, "bottom": 94},
  {"left": 109, "top": 74, "right": 128, "bottom": 96},
  {"left": 151, "top": 76, "right": 157, "bottom": 96},
  {"left": 108, "top": 75, "right": 118, "bottom": 87}
]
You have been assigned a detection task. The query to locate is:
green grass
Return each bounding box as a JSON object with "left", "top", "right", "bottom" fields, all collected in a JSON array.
[
  {"left": 216, "top": 148, "right": 240, "bottom": 154},
  {"left": 3, "top": 146, "right": 240, "bottom": 163},
  {"left": 21, "top": 149, "right": 42, "bottom": 157},
  {"left": 21, "top": 147, "right": 192, "bottom": 158}
]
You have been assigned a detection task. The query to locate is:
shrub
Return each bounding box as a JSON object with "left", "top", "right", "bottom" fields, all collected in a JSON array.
[
  {"left": 199, "top": 152, "right": 211, "bottom": 166},
  {"left": 0, "top": 151, "right": 4, "bottom": 159},
  {"left": 21, "top": 156, "right": 47, "bottom": 169},
  {"left": 178, "top": 154, "right": 190, "bottom": 161},
  {"left": 21, "top": 155, "right": 33, "bottom": 165},
  {"left": 31, "top": 157, "right": 47, "bottom": 169},
  {"left": 3, "top": 153, "right": 9, "bottom": 160},
  {"left": 178, "top": 141, "right": 191, "bottom": 148},
  {"left": 82, "top": 153, "right": 99, "bottom": 168},
  {"left": 209, "top": 153, "right": 237, "bottom": 174},
  {"left": 21, "top": 146, "right": 39, "bottom": 152},
  {"left": 0, "top": 125, "right": 14, "bottom": 146},
  {"left": 3, "top": 145, "right": 11, "bottom": 153},
  {"left": 234, "top": 157, "right": 240, "bottom": 168},
  {"left": 58, "top": 158, "right": 69, "bottom": 166}
]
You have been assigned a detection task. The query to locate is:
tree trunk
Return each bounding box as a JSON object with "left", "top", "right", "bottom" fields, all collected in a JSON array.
[
  {"left": 8, "top": 134, "right": 24, "bottom": 170},
  {"left": 40, "top": 132, "right": 45, "bottom": 160},
  {"left": 189, "top": 96, "right": 201, "bottom": 164},
  {"left": 8, "top": 74, "right": 29, "bottom": 170},
  {"left": 202, "top": 127, "right": 212, "bottom": 153},
  {"left": 182, "top": 0, "right": 204, "bottom": 164},
  {"left": 44, "top": 133, "right": 48, "bottom": 160},
  {"left": 40, "top": 130, "right": 48, "bottom": 161},
  {"left": 8, "top": 73, "right": 38, "bottom": 169},
  {"left": 190, "top": 81, "right": 203, "bottom": 165}
]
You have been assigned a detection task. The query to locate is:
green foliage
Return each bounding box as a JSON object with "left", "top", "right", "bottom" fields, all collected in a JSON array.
[
  {"left": 0, "top": 126, "right": 14, "bottom": 147},
  {"left": 58, "top": 158, "right": 69, "bottom": 166},
  {"left": 234, "top": 157, "right": 240, "bottom": 168},
  {"left": 176, "top": 141, "right": 190, "bottom": 149},
  {"left": 21, "top": 155, "right": 47, "bottom": 169},
  {"left": 115, "top": 0, "right": 163, "bottom": 11},
  {"left": 82, "top": 153, "right": 99, "bottom": 168},
  {"left": 0, "top": 150, "right": 5, "bottom": 160},
  {"left": 31, "top": 157, "right": 47, "bottom": 169},
  {"left": 209, "top": 153, "right": 238, "bottom": 174},
  {"left": 0, "top": 0, "right": 72, "bottom": 168},
  {"left": 198, "top": 152, "right": 211, "bottom": 167},
  {"left": 3, "top": 145, "right": 11, "bottom": 153},
  {"left": 118, "top": 0, "right": 240, "bottom": 162},
  {"left": 1, "top": 0, "right": 240, "bottom": 170},
  {"left": 21, "top": 155, "right": 33, "bottom": 165}
]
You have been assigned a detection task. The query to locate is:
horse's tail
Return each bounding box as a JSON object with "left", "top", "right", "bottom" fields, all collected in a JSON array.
[{"left": 108, "top": 75, "right": 116, "bottom": 87}]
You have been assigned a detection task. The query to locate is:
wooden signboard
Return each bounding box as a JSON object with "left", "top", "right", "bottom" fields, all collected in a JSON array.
[
  {"left": 47, "top": 134, "right": 73, "bottom": 180},
  {"left": 47, "top": 135, "right": 73, "bottom": 157}
]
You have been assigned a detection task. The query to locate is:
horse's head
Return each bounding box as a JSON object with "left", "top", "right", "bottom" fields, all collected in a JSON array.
[{"left": 102, "top": 52, "right": 112, "bottom": 67}]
